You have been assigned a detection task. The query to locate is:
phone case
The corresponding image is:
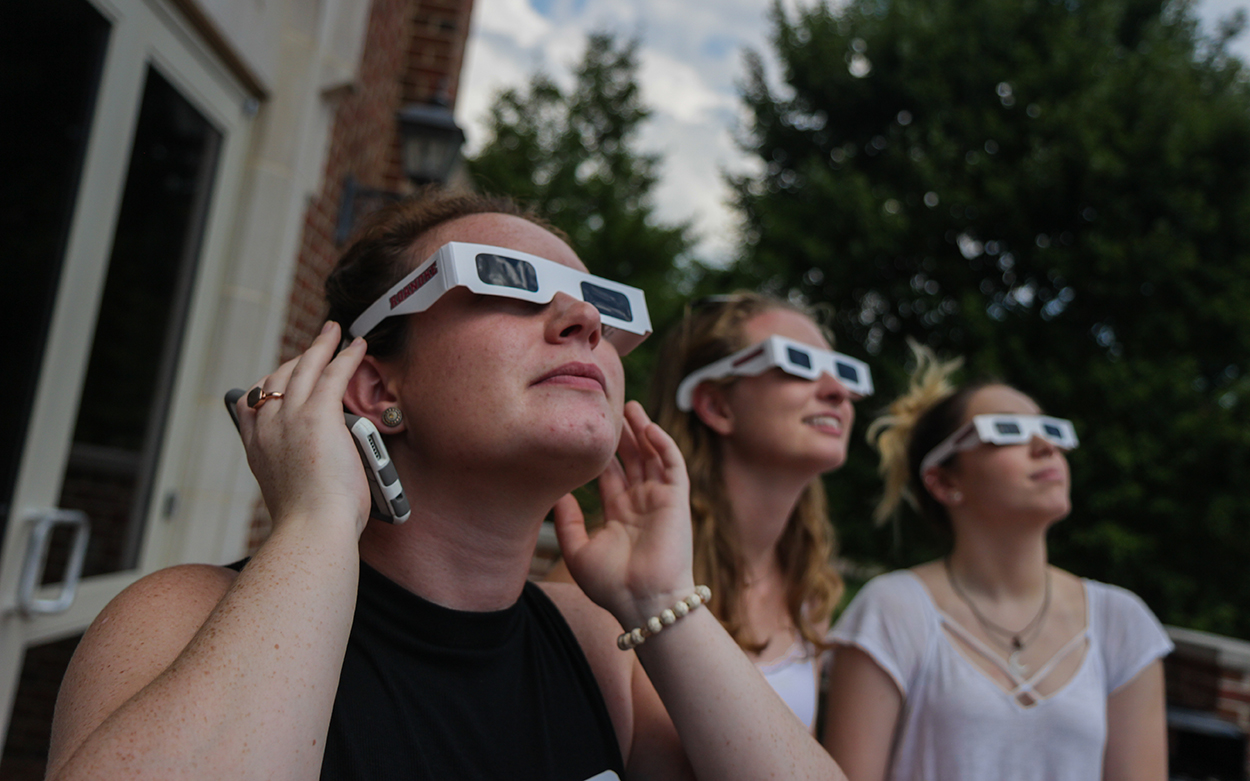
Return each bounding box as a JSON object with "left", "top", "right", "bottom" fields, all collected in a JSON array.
[{"left": 344, "top": 413, "right": 410, "bottom": 524}]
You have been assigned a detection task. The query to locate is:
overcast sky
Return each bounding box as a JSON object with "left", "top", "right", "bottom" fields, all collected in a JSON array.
[{"left": 457, "top": 0, "right": 1250, "bottom": 264}]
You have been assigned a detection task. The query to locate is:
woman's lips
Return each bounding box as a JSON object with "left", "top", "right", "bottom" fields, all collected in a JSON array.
[
  {"left": 1031, "top": 466, "right": 1065, "bottom": 482},
  {"left": 533, "top": 362, "right": 607, "bottom": 393},
  {"left": 803, "top": 413, "right": 845, "bottom": 434}
]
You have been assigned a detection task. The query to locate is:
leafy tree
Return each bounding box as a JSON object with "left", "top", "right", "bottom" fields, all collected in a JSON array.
[
  {"left": 728, "top": 0, "right": 1250, "bottom": 636},
  {"left": 467, "top": 32, "right": 696, "bottom": 400}
]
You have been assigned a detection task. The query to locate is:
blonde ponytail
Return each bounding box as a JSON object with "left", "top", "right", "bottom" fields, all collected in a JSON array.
[{"left": 866, "top": 340, "right": 964, "bottom": 524}]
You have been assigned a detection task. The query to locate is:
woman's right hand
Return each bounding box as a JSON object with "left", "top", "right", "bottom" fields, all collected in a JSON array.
[
  {"left": 234, "top": 320, "right": 372, "bottom": 537},
  {"left": 50, "top": 322, "right": 370, "bottom": 781}
]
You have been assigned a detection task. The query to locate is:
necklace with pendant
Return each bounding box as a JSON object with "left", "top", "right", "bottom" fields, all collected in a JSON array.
[{"left": 945, "top": 557, "right": 1052, "bottom": 677}]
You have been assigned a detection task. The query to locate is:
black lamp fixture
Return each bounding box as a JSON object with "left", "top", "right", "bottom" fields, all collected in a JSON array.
[
  {"left": 397, "top": 101, "right": 466, "bottom": 186},
  {"left": 335, "top": 99, "right": 466, "bottom": 245}
]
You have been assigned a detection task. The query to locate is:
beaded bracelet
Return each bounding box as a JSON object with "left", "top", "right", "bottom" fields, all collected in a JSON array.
[{"left": 616, "top": 585, "right": 712, "bottom": 651}]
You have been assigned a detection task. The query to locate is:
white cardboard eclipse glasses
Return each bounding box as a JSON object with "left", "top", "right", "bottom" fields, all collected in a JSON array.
[
  {"left": 349, "top": 241, "right": 653, "bottom": 355},
  {"left": 920, "top": 413, "right": 1079, "bottom": 474},
  {"left": 676, "top": 334, "right": 874, "bottom": 411}
]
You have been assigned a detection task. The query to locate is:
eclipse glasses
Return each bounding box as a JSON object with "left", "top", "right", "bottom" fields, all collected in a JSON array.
[
  {"left": 920, "top": 414, "right": 1079, "bottom": 474},
  {"left": 676, "top": 334, "right": 874, "bottom": 411},
  {"left": 349, "top": 242, "right": 653, "bottom": 355}
]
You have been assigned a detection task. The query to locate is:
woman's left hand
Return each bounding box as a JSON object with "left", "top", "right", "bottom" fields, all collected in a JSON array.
[{"left": 553, "top": 401, "right": 695, "bottom": 628}]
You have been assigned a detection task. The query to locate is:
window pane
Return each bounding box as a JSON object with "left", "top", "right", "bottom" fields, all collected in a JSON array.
[
  {"left": 0, "top": 0, "right": 110, "bottom": 545},
  {"left": 54, "top": 67, "right": 222, "bottom": 580},
  {"left": 0, "top": 635, "right": 83, "bottom": 781}
]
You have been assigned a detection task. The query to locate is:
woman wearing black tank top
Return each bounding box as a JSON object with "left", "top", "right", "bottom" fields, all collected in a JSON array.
[{"left": 45, "top": 191, "right": 845, "bottom": 781}]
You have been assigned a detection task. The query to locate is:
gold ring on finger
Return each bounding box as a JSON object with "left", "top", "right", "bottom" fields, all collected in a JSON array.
[{"left": 247, "top": 388, "right": 286, "bottom": 409}]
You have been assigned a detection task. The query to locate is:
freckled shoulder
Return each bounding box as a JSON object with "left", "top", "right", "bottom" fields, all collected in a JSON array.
[
  {"left": 538, "top": 581, "right": 635, "bottom": 756},
  {"left": 47, "top": 564, "right": 237, "bottom": 776}
]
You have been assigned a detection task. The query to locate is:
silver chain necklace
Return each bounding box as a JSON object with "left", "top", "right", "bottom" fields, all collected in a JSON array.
[{"left": 944, "top": 556, "right": 1052, "bottom": 678}]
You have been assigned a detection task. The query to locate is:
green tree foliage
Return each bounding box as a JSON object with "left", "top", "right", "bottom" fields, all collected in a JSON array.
[
  {"left": 467, "top": 33, "right": 696, "bottom": 400},
  {"left": 728, "top": 0, "right": 1250, "bottom": 636}
]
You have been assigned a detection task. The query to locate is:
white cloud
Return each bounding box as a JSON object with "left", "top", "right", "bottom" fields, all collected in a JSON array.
[
  {"left": 1200, "top": 0, "right": 1250, "bottom": 60},
  {"left": 637, "top": 49, "right": 732, "bottom": 125},
  {"left": 638, "top": 113, "right": 744, "bottom": 264},
  {"left": 470, "top": 0, "right": 551, "bottom": 47},
  {"left": 458, "top": 3, "right": 589, "bottom": 154}
]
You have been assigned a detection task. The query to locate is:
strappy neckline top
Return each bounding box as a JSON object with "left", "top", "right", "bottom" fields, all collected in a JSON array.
[
  {"left": 923, "top": 574, "right": 1090, "bottom": 708},
  {"left": 829, "top": 570, "right": 1173, "bottom": 781}
]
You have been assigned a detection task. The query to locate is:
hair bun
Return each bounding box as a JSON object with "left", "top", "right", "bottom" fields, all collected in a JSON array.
[{"left": 866, "top": 339, "right": 963, "bottom": 523}]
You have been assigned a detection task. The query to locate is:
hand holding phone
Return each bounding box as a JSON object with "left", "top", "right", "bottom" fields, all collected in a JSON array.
[{"left": 224, "top": 389, "right": 411, "bottom": 524}]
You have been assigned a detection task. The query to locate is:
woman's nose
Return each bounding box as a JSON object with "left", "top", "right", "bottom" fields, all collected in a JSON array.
[
  {"left": 815, "top": 371, "right": 852, "bottom": 402},
  {"left": 546, "top": 291, "right": 602, "bottom": 349},
  {"left": 1030, "top": 434, "right": 1057, "bottom": 455}
]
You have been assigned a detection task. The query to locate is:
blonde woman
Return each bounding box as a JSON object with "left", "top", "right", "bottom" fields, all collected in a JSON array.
[
  {"left": 822, "top": 344, "right": 1171, "bottom": 781},
  {"left": 646, "top": 292, "right": 873, "bottom": 731}
]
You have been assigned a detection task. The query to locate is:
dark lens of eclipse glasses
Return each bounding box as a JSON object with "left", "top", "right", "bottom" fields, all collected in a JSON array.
[
  {"left": 835, "top": 361, "right": 860, "bottom": 383},
  {"left": 581, "top": 282, "right": 633, "bottom": 322},
  {"left": 1043, "top": 423, "right": 1063, "bottom": 438},
  {"left": 786, "top": 346, "right": 813, "bottom": 370},
  {"left": 476, "top": 254, "right": 539, "bottom": 292},
  {"left": 994, "top": 421, "right": 1023, "bottom": 436}
]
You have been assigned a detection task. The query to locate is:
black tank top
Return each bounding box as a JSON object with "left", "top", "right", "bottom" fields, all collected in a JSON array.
[{"left": 319, "top": 561, "right": 624, "bottom": 780}]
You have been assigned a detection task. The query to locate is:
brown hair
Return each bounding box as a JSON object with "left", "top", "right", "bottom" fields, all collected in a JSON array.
[
  {"left": 648, "top": 292, "right": 844, "bottom": 652},
  {"left": 324, "top": 187, "right": 563, "bottom": 359},
  {"left": 867, "top": 340, "right": 995, "bottom": 532}
]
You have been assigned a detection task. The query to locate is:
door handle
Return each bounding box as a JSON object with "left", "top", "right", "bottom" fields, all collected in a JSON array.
[{"left": 18, "top": 509, "right": 91, "bottom": 615}]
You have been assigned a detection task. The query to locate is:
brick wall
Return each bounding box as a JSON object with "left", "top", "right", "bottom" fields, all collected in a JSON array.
[
  {"left": 1220, "top": 666, "right": 1250, "bottom": 732},
  {"left": 248, "top": 0, "right": 475, "bottom": 552},
  {"left": 280, "top": 0, "right": 413, "bottom": 366},
  {"left": 405, "top": 0, "right": 475, "bottom": 105},
  {"left": 1166, "top": 626, "right": 1250, "bottom": 778}
]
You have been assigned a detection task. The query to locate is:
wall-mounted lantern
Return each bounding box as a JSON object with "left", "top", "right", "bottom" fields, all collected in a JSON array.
[
  {"left": 335, "top": 101, "right": 466, "bottom": 244},
  {"left": 397, "top": 101, "right": 466, "bottom": 185}
]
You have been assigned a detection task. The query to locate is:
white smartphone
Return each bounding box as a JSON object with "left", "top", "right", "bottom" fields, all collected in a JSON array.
[{"left": 224, "top": 389, "right": 410, "bottom": 524}]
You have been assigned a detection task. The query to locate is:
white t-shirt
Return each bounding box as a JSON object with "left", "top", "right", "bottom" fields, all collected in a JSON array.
[
  {"left": 757, "top": 641, "right": 819, "bottom": 731},
  {"left": 829, "top": 570, "right": 1173, "bottom": 781}
]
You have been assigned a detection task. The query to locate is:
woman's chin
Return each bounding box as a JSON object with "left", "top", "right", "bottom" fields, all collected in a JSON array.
[
  {"left": 520, "top": 426, "right": 619, "bottom": 486},
  {"left": 771, "top": 446, "right": 848, "bottom": 479},
  {"left": 1047, "top": 500, "right": 1073, "bottom": 525},
  {"left": 559, "top": 438, "right": 620, "bottom": 483}
]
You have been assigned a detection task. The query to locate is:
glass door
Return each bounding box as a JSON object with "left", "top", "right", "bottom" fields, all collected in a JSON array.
[{"left": 0, "top": 0, "right": 251, "bottom": 775}]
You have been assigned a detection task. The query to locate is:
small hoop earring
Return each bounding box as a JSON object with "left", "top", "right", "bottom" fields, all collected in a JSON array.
[{"left": 381, "top": 407, "right": 404, "bottom": 427}]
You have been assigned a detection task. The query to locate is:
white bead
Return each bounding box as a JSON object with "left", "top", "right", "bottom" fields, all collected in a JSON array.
[
  {"left": 673, "top": 601, "right": 689, "bottom": 617},
  {"left": 660, "top": 609, "right": 677, "bottom": 625},
  {"left": 630, "top": 628, "right": 645, "bottom": 646},
  {"left": 647, "top": 616, "right": 663, "bottom": 634},
  {"left": 696, "top": 585, "right": 712, "bottom": 602},
  {"left": 686, "top": 593, "right": 702, "bottom": 609},
  {"left": 617, "top": 633, "right": 632, "bottom": 650}
]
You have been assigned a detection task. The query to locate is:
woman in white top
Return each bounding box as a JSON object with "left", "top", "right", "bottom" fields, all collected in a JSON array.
[
  {"left": 646, "top": 292, "right": 873, "bottom": 730},
  {"left": 823, "top": 344, "right": 1172, "bottom": 780}
]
